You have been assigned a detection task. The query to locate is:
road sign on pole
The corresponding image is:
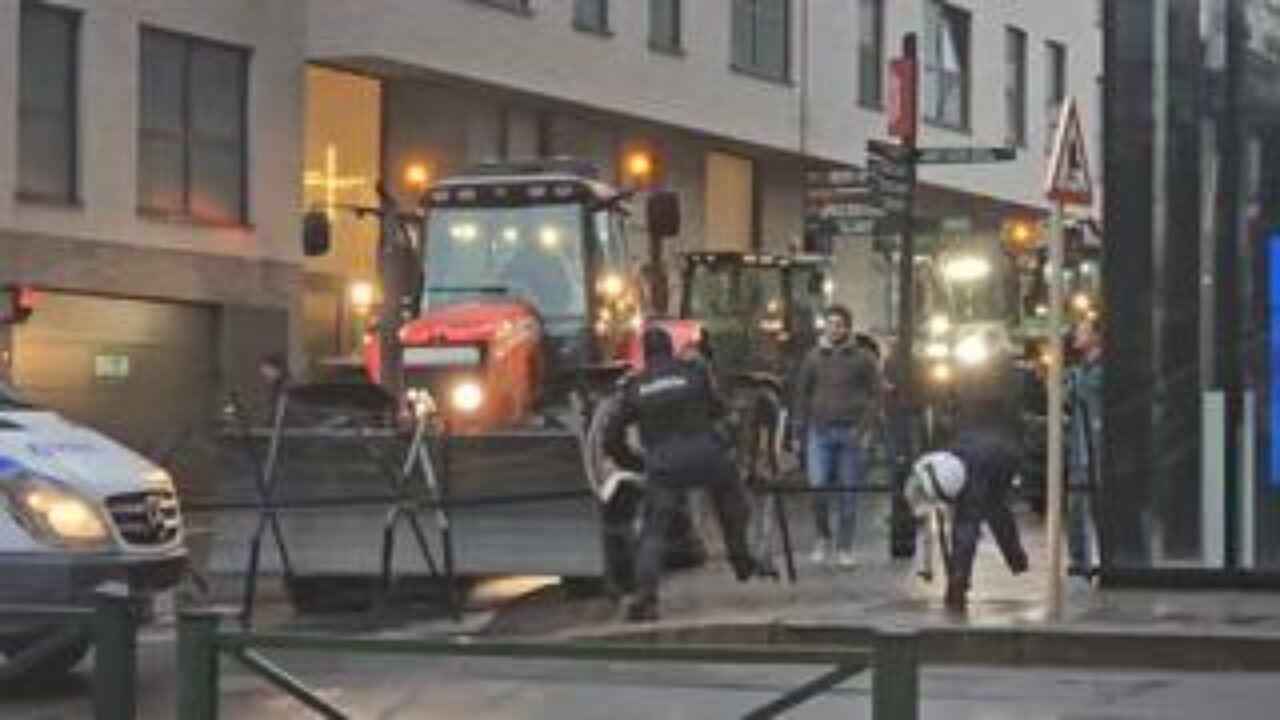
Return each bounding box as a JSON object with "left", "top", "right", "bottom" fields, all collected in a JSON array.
[
  {"left": 1043, "top": 97, "right": 1092, "bottom": 621},
  {"left": 1046, "top": 99, "right": 1094, "bottom": 206}
]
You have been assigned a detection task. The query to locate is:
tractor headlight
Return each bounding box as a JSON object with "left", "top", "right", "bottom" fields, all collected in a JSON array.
[
  {"left": 3, "top": 476, "right": 112, "bottom": 548},
  {"left": 954, "top": 334, "right": 991, "bottom": 367},
  {"left": 450, "top": 380, "right": 484, "bottom": 414},
  {"left": 930, "top": 363, "right": 954, "bottom": 384},
  {"left": 923, "top": 340, "right": 951, "bottom": 360}
]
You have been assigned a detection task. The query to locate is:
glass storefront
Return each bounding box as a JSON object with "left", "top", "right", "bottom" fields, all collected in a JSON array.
[{"left": 1102, "top": 0, "right": 1280, "bottom": 581}]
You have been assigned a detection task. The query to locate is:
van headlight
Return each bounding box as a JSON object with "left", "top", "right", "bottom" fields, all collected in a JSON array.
[
  {"left": 3, "top": 476, "right": 112, "bottom": 548},
  {"left": 450, "top": 380, "right": 484, "bottom": 414}
]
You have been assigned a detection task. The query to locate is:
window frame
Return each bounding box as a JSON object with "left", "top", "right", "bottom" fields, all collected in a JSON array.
[
  {"left": 649, "top": 0, "right": 683, "bottom": 54},
  {"left": 730, "top": 0, "right": 792, "bottom": 84},
  {"left": 922, "top": 1, "right": 971, "bottom": 132},
  {"left": 857, "top": 0, "right": 885, "bottom": 109},
  {"left": 137, "top": 26, "right": 250, "bottom": 226},
  {"left": 469, "top": 0, "right": 532, "bottom": 16},
  {"left": 1005, "top": 25, "right": 1028, "bottom": 148},
  {"left": 1046, "top": 39, "right": 1068, "bottom": 154},
  {"left": 573, "top": 0, "right": 610, "bottom": 35},
  {"left": 16, "top": 0, "right": 81, "bottom": 205}
]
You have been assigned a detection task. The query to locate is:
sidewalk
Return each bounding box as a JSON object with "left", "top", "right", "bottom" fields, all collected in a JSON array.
[{"left": 486, "top": 500, "right": 1280, "bottom": 669}]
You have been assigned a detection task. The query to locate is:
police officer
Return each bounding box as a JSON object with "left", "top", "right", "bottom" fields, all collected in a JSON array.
[
  {"left": 603, "top": 326, "right": 761, "bottom": 622},
  {"left": 907, "top": 433, "right": 1030, "bottom": 611}
]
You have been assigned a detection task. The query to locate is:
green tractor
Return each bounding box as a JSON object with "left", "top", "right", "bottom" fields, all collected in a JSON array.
[{"left": 677, "top": 251, "right": 833, "bottom": 388}]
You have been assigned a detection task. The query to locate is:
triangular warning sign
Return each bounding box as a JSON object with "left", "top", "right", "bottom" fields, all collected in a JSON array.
[{"left": 1046, "top": 98, "right": 1093, "bottom": 206}]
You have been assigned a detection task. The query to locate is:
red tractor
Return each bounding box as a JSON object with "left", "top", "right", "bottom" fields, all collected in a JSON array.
[{"left": 303, "top": 159, "right": 702, "bottom": 583}]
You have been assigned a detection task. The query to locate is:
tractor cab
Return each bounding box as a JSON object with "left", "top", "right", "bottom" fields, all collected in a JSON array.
[
  {"left": 678, "top": 252, "right": 832, "bottom": 383},
  {"left": 390, "top": 161, "right": 670, "bottom": 428}
]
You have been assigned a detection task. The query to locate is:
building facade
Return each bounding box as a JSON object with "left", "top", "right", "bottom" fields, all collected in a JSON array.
[
  {"left": 302, "top": 0, "right": 1101, "bottom": 356},
  {"left": 0, "top": 0, "right": 1099, "bottom": 473},
  {"left": 0, "top": 0, "right": 305, "bottom": 468},
  {"left": 1104, "top": 0, "right": 1280, "bottom": 582}
]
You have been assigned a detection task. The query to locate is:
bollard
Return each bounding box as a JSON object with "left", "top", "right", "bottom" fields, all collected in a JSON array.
[
  {"left": 93, "top": 583, "right": 137, "bottom": 720},
  {"left": 177, "top": 609, "right": 223, "bottom": 720},
  {"left": 872, "top": 628, "right": 919, "bottom": 720}
]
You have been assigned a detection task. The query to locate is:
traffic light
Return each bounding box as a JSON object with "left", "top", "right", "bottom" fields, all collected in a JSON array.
[{"left": 0, "top": 286, "right": 34, "bottom": 324}]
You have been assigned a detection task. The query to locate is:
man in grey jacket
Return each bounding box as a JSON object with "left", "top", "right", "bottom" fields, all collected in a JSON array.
[{"left": 792, "top": 305, "right": 881, "bottom": 567}]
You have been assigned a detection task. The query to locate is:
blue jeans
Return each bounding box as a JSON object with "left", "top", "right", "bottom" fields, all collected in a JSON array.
[{"left": 806, "top": 423, "right": 861, "bottom": 551}]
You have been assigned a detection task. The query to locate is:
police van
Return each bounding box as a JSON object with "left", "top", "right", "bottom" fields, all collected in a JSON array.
[{"left": 0, "top": 381, "right": 186, "bottom": 682}]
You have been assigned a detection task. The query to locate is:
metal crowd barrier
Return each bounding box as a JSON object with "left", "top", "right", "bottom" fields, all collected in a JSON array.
[
  {"left": 0, "top": 586, "right": 140, "bottom": 720},
  {"left": 175, "top": 607, "right": 921, "bottom": 719}
]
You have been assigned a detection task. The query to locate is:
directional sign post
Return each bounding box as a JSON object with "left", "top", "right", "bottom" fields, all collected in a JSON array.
[{"left": 1043, "top": 98, "right": 1094, "bottom": 621}]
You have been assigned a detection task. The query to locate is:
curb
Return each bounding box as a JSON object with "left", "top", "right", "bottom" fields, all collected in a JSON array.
[{"left": 560, "top": 619, "right": 1280, "bottom": 672}]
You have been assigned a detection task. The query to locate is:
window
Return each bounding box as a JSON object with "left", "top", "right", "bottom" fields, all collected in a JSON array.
[
  {"left": 650, "top": 0, "right": 682, "bottom": 52},
  {"left": 731, "top": 0, "right": 790, "bottom": 82},
  {"left": 18, "top": 1, "right": 79, "bottom": 203},
  {"left": 1005, "top": 26, "right": 1028, "bottom": 147},
  {"left": 138, "top": 28, "right": 248, "bottom": 224},
  {"left": 1046, "top": 40, "right": 1068, "bottom": 152},
  {"left": 471, "top": 0, "right": 530, "bottom": 13},
  {"left": 857, "top": 0, "right": 884, "bottom": 108},
  {"left": 574, "top": 0, "right": 608, "bottom": 33},
  {"left": 923, "top": 1, "right": 970, "bottom": 130}
]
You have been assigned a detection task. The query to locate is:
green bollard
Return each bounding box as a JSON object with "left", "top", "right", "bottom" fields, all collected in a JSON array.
[
  {"left": 177, "top": 608, "right": 223, "bottom": 720},
  {"left": 872, "top": 627, "right": 919, "bottom": 720},
  {"left": 93, "top": 583, "right": 137, "bottom": 720}
]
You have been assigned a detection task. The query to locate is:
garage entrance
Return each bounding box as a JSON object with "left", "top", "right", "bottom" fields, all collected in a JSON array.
[{"left": 11, "top": 292, "right": 216, "bottom": 459}]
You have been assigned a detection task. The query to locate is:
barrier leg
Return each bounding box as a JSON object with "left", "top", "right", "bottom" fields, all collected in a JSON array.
[
  {"left": 93, "top": 584, "right": 137, "bottom": 720},
  {"left": 773, "top": 488, "right": 798, "bottom": 583},
  {"left": 177, "top": 610, "right": 222, "bottom": 720},
  {"left": 872, "top": 628, "right": 919, "bottom": 720}
]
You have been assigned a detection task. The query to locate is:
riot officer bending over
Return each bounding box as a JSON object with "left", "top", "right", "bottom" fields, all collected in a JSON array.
[
  {"left": 907, "top": 432, "right": 1030, "bottom": 611},
  {"left": 603, "top": 326, "right": 762, "bottom": 622}
]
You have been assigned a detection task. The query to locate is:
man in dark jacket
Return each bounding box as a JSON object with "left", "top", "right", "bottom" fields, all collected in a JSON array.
[
  {"left": 603, "top": 326, "right": 760, "bottom": 621},
  {"left": 907, "top": 433, "right": 1030, "bottom": 611},
  {"left": 792, "top": 305, "right": 880, "bottom": 567}
]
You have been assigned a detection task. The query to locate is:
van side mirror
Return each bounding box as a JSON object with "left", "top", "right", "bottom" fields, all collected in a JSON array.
[
  {"left": 302, "top": 210, "right": 332, "bottom": 257},
  {"left": 646, "top": 191, "right": 680, "bottom": 239}
]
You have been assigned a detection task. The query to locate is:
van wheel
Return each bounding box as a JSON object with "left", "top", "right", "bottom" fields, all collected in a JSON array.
[{"left": 0, "top": 627, "right": 92, "bottom": 686}]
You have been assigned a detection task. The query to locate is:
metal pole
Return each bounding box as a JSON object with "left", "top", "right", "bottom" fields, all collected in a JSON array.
[
  {"left": 890, "top": 33, "right": 920, "bottom": 559},
  {"left": 93, "top": 584, "right": 137, "bottom": 720},
  {"left": 177, "top": 609, "right": 222, "bottom": 720},
  {"left": 1045, "top": 201, "right": 1066, "bottom": 619},
  {"left": 872, "top": 628, "right": 919, "bottom": 720}
]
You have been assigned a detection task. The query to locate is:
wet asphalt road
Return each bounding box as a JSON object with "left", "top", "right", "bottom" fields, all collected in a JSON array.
[{"left": 4, "top": 630, "right": 1280, "bottom": 719}]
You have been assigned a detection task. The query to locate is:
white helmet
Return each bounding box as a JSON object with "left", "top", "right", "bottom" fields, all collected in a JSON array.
[{"left": 906, "top": 451, "right": 966, "bottom": 510}]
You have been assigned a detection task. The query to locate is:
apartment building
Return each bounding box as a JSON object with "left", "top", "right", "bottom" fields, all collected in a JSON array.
[
  {"left": 303, "top": 0, "right": 1101, "bottom": 352},
  {"left": 0, "top": 0, "right": 304, "bottom": 455},
  {"left": 0, "top": 0, "right": 1099, "bottom": 455}
]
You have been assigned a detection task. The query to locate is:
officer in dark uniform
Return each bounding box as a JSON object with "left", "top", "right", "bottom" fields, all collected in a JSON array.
[
  {"left": 942, "top": 339, "right": 1029, "bottom": 610},
  {"left": 603, "top": 326, "right": 761, "bottom": 622}
]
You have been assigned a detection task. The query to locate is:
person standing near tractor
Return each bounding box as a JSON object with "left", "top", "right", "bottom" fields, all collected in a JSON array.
[
  {"left": 792, "top": 304, "right": 881, "bottom": 568},
  {"left": 1066, "top": 316, "right": 1103, "bottom": 577},
  {"left": 602, "top": 326, "right": 763, "bottom": 622}
]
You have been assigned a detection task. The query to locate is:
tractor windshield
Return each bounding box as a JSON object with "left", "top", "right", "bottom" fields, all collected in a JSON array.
[
  {"left": 686, "top": 262, "right": 787, "bottom": 374},
  {"left": 423, "top": 203, "right": 588, "bottom": 321}
]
